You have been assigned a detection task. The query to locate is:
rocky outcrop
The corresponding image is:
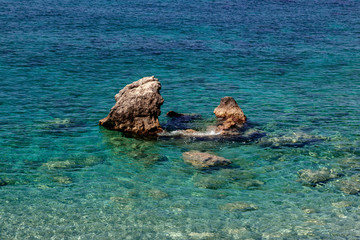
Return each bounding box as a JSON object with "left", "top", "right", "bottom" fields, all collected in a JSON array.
[
  {"left": 182, "top": 151, "right": 231, "bottom": 168},
  {"left": 214, "top": 97, "right": 246, "bottom": 132},
  {"left": 99, "top": 76, "right": 164, "bottom": 135}
]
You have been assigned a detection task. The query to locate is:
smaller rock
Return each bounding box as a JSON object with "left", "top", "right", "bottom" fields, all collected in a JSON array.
[
  {"left": 183, "top": 151, "right": 231, "bottom": 168},
  {"left": 332, "top": 201, "right": 353, "bottom": 208},
  {"left": 259, "top": 132, "right": 326, "bottom": 148},
  {"left": 213, "top": 97, "right": 247, "bottom": 134},
  {"left": 339, "top": 158, "right": 360, "bottom": 171},
  {"left": 110, "top": 196, "right": 130, "bottom": 202},
  {"left": 305, "top": 219, "right": 325, "bottom": 225},
  {"left": 188, "top": 232, "right": 216, "bottom": 239},
  {"left": 241, "top": 179, "right": 265, "bottom": 189},
  {"left": 52, "top": 175, "right": 72, "bottom": 184},
  {"left": 219, "top": 202, "right": 258, "bottom": 212},
  {"left": 81, "top": 156, "right": 104, "bottom": 167},
  {"left": 214, "top": 97, "right": 246, "bottom": 123},
  {"left": 193, "top": 174, "right": 228, "bottom": 189},
  {"left": 337, "top": 176, "right": 360, "bottom": 195},
  {"left": 0, "top": 178, "right": 8, "bottom": 187},
  {"left": 295, "top": 226, "right": 313, "bottom": 237},
  {"left": 224, "top": 227, "right": 248, "bottom": 236},
  {"left": 147, "top": 189, "right": 169, "bottom": 200},
  {"left": 302, "top": 208, "right": 317, "bottom": 214},
  {"left": 298, "top": 168, "right": 341, "bottom": 186},
  {"left": 42, "top": 160, "right": 78, "bottom": 170}
]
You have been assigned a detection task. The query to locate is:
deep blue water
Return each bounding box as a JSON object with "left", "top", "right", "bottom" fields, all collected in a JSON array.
[{"left": 1, "top": 0, "right": 360, "bottom": 239}]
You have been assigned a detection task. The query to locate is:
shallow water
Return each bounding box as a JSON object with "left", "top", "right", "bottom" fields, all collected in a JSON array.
[{"left": 1, "top": 0, "right": 360, "bottom": 239}]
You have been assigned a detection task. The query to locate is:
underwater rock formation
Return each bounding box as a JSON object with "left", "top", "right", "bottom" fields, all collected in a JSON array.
[
  {"left": 337, "top": 175, "right": 360, "bottom": 195},
  {"left": 219, "top": 202, "right": 258, "bottom": 212},
  {"left": 99, "top": 76, "right": 164, "bottom": 135},
  {"left": 259, "top": 132, "right": 326, "bottom": 148},
  {"left": 298, "top": 168, "right": 342, "bottom": 186},
  {"left": 182, "top": 151, "right": 231, "bottom": 168},
  {"left": 214, "top": 97, "right": 247, "bottom": 133},
  {"left": 0, "top": 178, "right": 8, "bottom": 187}
]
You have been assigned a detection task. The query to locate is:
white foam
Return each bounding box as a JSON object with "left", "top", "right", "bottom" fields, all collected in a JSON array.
[{"left": 159, "top": 129, "right": 221, "bottom": 137}]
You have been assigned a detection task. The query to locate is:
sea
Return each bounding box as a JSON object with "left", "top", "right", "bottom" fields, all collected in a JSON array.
[{"left": 1, "top": 0, "right": 360, "bottom": 239}]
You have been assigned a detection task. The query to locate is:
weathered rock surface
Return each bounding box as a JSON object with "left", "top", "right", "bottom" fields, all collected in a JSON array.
[
  {"left": 214, "top": 97, "right": 246, "bottom": 132},
  {"left": 298, "top": 168, "right": 341, "bottom": 186},
  {"left": 182, "top": 151, "right": 232, "bottom": 168},
  {"left": 99, "top": 76, "right": 164, "bottom": 135}
]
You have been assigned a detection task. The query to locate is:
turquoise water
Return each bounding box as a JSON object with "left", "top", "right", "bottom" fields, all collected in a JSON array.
[{"left": 1, "top": 0, "right": 360, "bottom": 239}]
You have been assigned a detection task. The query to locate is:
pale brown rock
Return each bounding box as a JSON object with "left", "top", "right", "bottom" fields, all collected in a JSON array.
[
  {"left": 214, "top": 97, "right": 246, "bottom": 133},
  {"left": 99, "top": 76, "right": 164, "bottom": 135},
  {"left": 214, "top": 97, "right": 246, "bottom": 124},
  {"left": 182, "top": 151, "right": 231, "bottom": 168}
]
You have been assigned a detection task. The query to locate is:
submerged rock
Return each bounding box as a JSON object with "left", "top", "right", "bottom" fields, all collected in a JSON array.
[
  {"left": 52, "top": 175, "right": 72, "bottom": 184},
  {"left": 337, "top": 175, "right": 360, "bottom": 195},
  {"left": 99, "top": 76, "right": 164, "bottom": 135},
  {"left": 219, "top": 202, "right": 258, "bottom": 212},
  {"left": 302, "top": 208, "right": 317, "bottom": 214},
  {"left": 80, "top": 156, "right": 104, "bottom": 167},
  {"left": 147, "top": 188, "right": 169, "bottom": 199},
  {"left": 193, "top": 174, "right": 228, "bottom": 189},
  {"left": 182, "top": 151, "right": 232, "bottom": 168},
  {"left": 0, "top": 178, "right": 8, "bottom": 187},
  {"left": 188, "top": 232, "right": 217, "bottom": 239},
  {"left": 332, "top": 201, "right": 353, "bottom": 208},
  {"left": 259, "top": 132, "right": 326, "bottom": 148},
  {"left": 42, "top": 160, "right": 78, "bottom": 170},
  {"left": 298, "top": 168, "right": 341, "bottom": 186}
]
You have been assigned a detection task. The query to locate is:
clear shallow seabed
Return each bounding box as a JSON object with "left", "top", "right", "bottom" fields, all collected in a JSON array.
[{"left": 1, "top": 0, "right": 360, "bottom": 239}]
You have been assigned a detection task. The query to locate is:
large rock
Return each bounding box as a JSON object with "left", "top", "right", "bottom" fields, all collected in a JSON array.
[
  {"left": 214, "top": 97, "right": 246, "bottom": 132},
  {"left": 99, "top": 76, "right": 164, "bottom": 135},
  {"left": 182, "top": 151, "right": 231, "bottom": 168}
]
